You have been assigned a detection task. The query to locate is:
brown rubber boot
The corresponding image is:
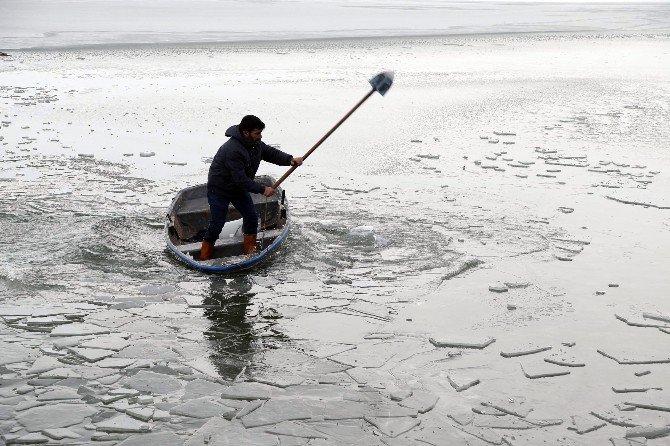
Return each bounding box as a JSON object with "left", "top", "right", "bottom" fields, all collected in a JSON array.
[
  {"left": 243, "top": 234, "right": 257, "bottom": 255},
  {"left": 200, "top": 240, "right": 214, "bottom": 261}
]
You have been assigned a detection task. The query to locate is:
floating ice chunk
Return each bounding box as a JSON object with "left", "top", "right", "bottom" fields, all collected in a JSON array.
[
  {"left": 36, "top": 386, "right": 80, "bottom": 401},
  {"left": 544, "top": 349, "right": 586, "bottom": 367},
  {"left": 221, "top": 382, "right": 278, "bottom": 400},
  {"left": 0, "top": 341, "right": 37, "bottom": 365},
  {"left": 488, "top": 284, "right": 508, "bottom": 293},
  {"left": 170, "top": 397, "right": 237, "bottom": 419},
  {"left": 116, "top": 432, "right": 183, "bottom": 446},
  {"left": 139, "top": 151, "right": 155, "bottom": 157},
  {"left": 17, "top": 403, "right": 97, "bottom": 431},
  {"left": 397, "top": 390, "right": 438, "bottom": 413},
  {"left": 39, "top": 368, "right": 81, "bottom": 379},
  {"left": 625, "top": 425, "right": 670, "bottom": 439},
  {"left": 95, "top": 415, "right": 151, "bottom": 433},
  {"left": 42, "top": 428, "right": 81, "bottom": 440},
  {"left": 520, "top": 363, "right": 570, "bottom": 379},
  {"left": 26, "top": 356, "right": 62, "bottom": 375},
  {"left": 13, "top": 432, "right": 51, "bottom": 444},
  {"left": 365, "top": 416, "right": 420, "bottom": 437},
  {"left": 447, "top": 375, "right": 480, "bottom": 392},
  {"left": 78, "top": 153, "right": 94, "bottom": 158},
  {"left": 429, "top": 336, "right": 495, "bottom": 349},
  {"left": 67, "top": 347, "right": 115, "bottom": 362},
  {"left": 568, "top": 415, "right": 606, "bottom": 434},
  {"left": 121, "top": 371, "right": 182, "bottom": 394},
  {"left": 125, "top": 407, "right": 154, "bottom": 422},
  {"left": 49, "top": 323, "right": 110, "bottom": 337},
  {"left": 500, "top": 344, "right": 551, "bottom": 358},
  {"left": 241, "top": 398, "right": 316, "bottom": 428}
]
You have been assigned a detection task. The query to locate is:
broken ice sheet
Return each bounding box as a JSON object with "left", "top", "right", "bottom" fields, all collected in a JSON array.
[
  {"left": 49, "top": 323, "right": 110, "bottom": 337},
  {"left": 455, "top": 423, "right": 504, "bottom": 445},
  {"left": 17, "top": 403, "right": 97, "bottom": 431},
  {"left": 396, "top": 391, "right": 438, "bottom": 414},
  {"left": 590, "top": 409, "right": 639, "bottom": 427},
  {"left": 240, "top": 398, "right": 321, "bottom": 428},
  {"left": 429, "top": 336, "right": 495, "bottom": 349},
  {"left": 642, "top": 312, "right": 670, "bottom": 324},
  {"left": 68, "top": 347, "right": 115, "bottom": 362},
  {"left": 26, "top": 356, "right": 62, "bottom": 375},
  {"left": 481, "top": 400, "right": 534, "bottom": 418},
  {"left": 544, "top": 349, "right": 586, "bottom": 367},
  {"left": 182, "top": 378, "right": 228, "bottom": 400},
  {"left": 447, "top": 374, "right": 480, "bottom": 392},
  {"left": 365, "top": 416, "right": 421, "bottom": 437},
  {"left": 115, "top": 431, "right": 184, "bottom": 446},
  {"left": 264, "top": 421, "right": 328, "bottom": 439},
  {"left": 120, "top": 370, "right": 182, "bottom": 394},
  {"left": 328, "top": 341, "right": 400, "bottom": 368},
  {"left": 79, "top": 335, "right": 130, "bottom": 351},
  {"left": 568, "top": 415, "right": 607, "bottom": 434},
  {"left": 520, "top": 363, "right": 570, "bottom": 379},
  {"left": 169, "top": 397, "right": 237, "bottom": 419},
  {"left": 473, "top": 416, "right": 533, "bottom": 430},
  {"left": 251, "top": 373, "right": 306, "bottom": 388},
  {"left": 36, "top": 386, "right": 81, "bottom": 401},
  {"left": 500, "top": 344, "right": 552, "bottom": 358},
  {"left": 221, "top": 381, "right": 282, "bottom": 400},
  {"left": 42, "top": 428, "right": 81, "bottom": 440},
  {"left": 114, "top": 341, "right": 180, "bottom": 361},
  {"left": 95, "top": 414, "right": 151, "bottom": 433},
  {"left": 597, "top": 349, "right": 670, "bottom": 365},
  {"left": 0, "top": 341, "right": 38, "bottom": 365}
]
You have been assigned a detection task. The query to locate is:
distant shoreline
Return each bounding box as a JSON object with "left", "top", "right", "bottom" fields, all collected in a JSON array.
[{"left": 4, "top": 29, "right": 669, "bottom": 53}]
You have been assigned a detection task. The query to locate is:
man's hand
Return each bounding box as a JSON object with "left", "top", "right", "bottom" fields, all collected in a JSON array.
[
  {"left": 263, "top": 186, "right": 276, "bottom": 197},
  {"left": 291, "top": 157, "right": 304, "bottom": 167}
]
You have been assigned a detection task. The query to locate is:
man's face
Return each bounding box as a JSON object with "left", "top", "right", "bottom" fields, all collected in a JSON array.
[{"left": 243, "top": 128, "right": 263, "bottom": 144}]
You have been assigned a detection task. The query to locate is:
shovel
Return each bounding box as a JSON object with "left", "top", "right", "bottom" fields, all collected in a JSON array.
[{"left": 271, "top": 71, "right": 394, "bottom": 190}]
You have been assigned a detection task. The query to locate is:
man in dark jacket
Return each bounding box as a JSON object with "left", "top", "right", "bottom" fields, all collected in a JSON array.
[{"left": 200, "top": 115, "right": 302, "bottom": 260}]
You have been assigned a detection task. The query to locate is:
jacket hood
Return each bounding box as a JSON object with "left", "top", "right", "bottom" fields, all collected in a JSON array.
[{"left": 225, "top": 125, "right": 252, "bottom": 147}]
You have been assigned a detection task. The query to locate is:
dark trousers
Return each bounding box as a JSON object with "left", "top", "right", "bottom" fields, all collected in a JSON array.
[{"left": 203, "top": 190, "right": 258, "bottom": 243}]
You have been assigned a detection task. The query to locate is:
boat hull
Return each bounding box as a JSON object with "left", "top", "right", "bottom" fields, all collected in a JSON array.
[{"left": 164, "top": 176, "right": 289, "bottom": 272}]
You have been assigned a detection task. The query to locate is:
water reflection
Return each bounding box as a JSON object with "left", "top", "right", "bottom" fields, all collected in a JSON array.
[{"left": 203, "top": 276, "right": 256, "bottom": 379}]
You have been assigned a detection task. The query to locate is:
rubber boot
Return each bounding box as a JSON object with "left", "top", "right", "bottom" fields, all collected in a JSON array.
[
  {"left": 243, "top": 234, "right": 258, "bottom": 255},
  {"left": 200, "top": 240, "right": 214, "bottom": 261}
]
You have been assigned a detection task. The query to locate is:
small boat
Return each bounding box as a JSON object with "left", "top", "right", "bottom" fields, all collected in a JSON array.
[{"left": 165, "top": 175, "right": 290, "bottom": 272}]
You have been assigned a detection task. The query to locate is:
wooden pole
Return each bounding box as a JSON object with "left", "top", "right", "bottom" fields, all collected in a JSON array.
[{"left": 272, "top": 88, "right": 375, "bottom": 190}]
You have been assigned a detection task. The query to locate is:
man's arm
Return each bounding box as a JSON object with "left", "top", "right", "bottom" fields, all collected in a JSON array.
[
  {"left": 226, "top": 152, "right": 265, "bottom": 194},
  {"left": 260, "top": 142, "right": 293, "bottom": 166}
]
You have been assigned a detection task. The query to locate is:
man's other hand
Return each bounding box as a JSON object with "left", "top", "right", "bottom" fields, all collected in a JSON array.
[
  {"left": 291, "top": 157, "right": 304, "bottom": 166},
  {"left": 263, "top": 186, "right": 276, "bottom": 197}
]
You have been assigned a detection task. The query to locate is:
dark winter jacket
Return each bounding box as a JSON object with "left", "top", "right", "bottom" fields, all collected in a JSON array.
[{"left": 207, "top": 125, "right": 293, "bottom": 196}]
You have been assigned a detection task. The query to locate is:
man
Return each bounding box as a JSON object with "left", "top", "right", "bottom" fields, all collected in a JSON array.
[{"left": 200, "top": 115, "right": 303, "bottom": 260}]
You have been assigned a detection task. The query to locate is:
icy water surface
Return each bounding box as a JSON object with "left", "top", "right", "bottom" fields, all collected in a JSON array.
[{"left": 1, "top": 33, "right": 670, "bottom": 444}]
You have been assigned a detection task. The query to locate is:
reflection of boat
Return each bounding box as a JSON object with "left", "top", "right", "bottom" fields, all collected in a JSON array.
[{"left": 165, "top": 175, "right": 289, "bottom": 272}]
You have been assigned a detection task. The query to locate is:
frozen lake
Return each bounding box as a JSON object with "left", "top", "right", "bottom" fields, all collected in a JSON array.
[
  {"left": 1, "top": 8, "right": 670, "bottom": 446},
  {"left": 1, "top": 0, "right": 670, "bottom": 49}
]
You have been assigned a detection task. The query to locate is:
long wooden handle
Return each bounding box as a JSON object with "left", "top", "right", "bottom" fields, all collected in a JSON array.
[{"left": 272, "top": 88, "right": 375, "bottom": 190}]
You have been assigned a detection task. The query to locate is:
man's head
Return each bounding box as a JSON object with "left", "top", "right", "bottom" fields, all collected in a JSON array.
[{"left": 239, "top": 115, "right": 265, "bottom": 144}]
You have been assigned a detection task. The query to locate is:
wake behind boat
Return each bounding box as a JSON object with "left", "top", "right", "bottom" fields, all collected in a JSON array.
[{"left": 165, "top": 175, "right": 289, "bottom": 272}]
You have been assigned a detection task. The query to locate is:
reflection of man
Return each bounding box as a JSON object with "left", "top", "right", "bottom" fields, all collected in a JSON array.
[{"left": 200, "top": 115, "right": 303, "bottom": 260}]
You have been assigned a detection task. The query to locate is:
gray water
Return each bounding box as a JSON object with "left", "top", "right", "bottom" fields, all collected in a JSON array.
[{"left": 1, "top": 33, "right": 670, "bottom": 444}]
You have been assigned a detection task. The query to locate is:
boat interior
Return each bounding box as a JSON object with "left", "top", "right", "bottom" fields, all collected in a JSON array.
[{"left": 166, "top": 176, "right": 287, "bottom": 261}]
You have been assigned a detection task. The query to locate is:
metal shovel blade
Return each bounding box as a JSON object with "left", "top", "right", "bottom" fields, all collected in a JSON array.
[{"left": 369, "top": 71, "right": 394, "bottom": 96}]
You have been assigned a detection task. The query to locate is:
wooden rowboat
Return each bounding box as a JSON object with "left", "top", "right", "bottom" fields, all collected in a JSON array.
[{"left": 165, "top": 175, "right": 289, "bottom": 272}]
